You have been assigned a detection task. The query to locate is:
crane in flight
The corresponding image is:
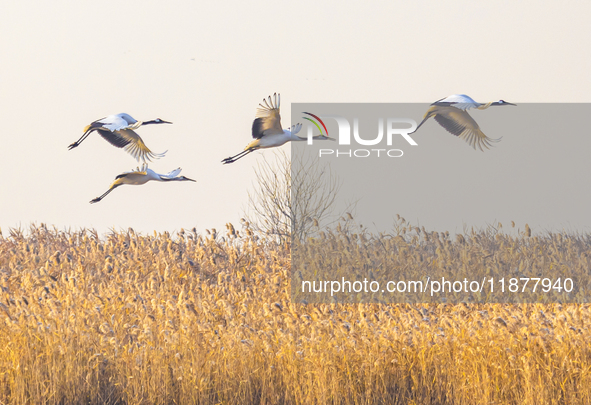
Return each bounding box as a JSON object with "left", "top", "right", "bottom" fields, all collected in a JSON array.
[
  {"left": 222, "top": 93, "right": 334, "bottom": 164},
  {"left": 90, "top": 165, "right": 195, "bottom": 204},
  {"left": 69, "top": 113, "right": 171, "bottom": 162},
  {"left": 413, "top": 94, "right": 515, "bottom": 151}
]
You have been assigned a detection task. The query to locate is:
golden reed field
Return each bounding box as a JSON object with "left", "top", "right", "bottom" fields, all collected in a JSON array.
[{"left": 1, "top": 223, "right": 591, "bottom": 404}]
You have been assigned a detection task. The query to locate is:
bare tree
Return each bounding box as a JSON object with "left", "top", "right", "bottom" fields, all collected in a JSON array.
[{"left": 245, "top": 149, "right": 350, "bottom": 241}]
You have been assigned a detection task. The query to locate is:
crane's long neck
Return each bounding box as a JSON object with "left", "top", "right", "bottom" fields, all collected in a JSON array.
[
  {"left": 128, "top": 121, "right": 143, "bottom": 130},
  {"left": 293, "top": 135, "right": 333, "bottom": 142},
  {"left": 476, "top": 102, "right": 493, "bottom": 110},
  {"left": 142, "top": 119, "right": 172, "bottom": 126}
]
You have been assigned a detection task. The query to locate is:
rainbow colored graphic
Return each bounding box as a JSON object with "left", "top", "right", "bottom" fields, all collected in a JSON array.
[{"left": 302, "top": 112, "right": 329, "bottom": 137}]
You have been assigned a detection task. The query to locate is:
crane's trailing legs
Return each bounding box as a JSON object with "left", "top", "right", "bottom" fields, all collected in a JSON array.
[
  {"left": 90, "top": 185, "right": 120, "bottom": 204},
  {"left": 411, "top": 95, "right": 515, "bottom": 151},
  {"left": 222, "top": 148, "right": 257, "bottom": 164},
  {"left": 68, "top": 122, "right": 102, "bottom": 150}
]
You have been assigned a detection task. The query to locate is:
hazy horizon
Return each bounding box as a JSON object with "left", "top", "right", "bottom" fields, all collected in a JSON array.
[{"left": 1, "top": 1, "right": 590, "bottom": 236}]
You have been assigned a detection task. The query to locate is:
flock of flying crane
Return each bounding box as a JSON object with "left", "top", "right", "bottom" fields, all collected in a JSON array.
[{"left": 67, "top": 93, "right": 515, "bottom": 203}]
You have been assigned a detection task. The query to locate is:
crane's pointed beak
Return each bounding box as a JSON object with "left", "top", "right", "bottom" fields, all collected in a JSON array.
[{"left": 493, "top": 101, "right": 517, "bottom": 106}]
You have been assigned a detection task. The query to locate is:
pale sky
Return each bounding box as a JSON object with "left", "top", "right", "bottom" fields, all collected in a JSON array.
[{"left": 1, "top": 1, "right": 590, "bottom": 236}]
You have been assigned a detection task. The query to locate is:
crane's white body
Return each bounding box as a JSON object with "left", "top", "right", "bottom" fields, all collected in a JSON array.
[
  {"left": 96, "top": 113, "right": 141, "bottom": 131},
  {"left": 432, "top": 94, "right": 482, "bottom": 111},
  {"left": 69, "top": 113, "right": 171, "bottom": 162},
  {"left": 222, "top": 94, "right": 333, "bottom": 164},
  {"left": 116, "top": 167, "right": 182, "bottom": 185},
  {"left": 90, "top": 166, "right": 193, "bottom": 203},
  {"left": 413, "top": 94, "right": 515, "bottom": 151},
  {"left": 246, "top": 124, "right": 303, "bottom": 149}
]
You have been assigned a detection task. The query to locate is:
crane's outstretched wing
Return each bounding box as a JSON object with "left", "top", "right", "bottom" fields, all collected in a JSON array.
[
  {"left": 70, "top": 114, "right": 136, "bottom": 150},
  {"left": 161, "top": 167, "right": 182, "bottom": 179},
  {"left": 286, "top": 123, "right": 302, "bottom": 136},
  {"left": 433, "top": 108, "right": 500, "bottom": 151},
  {"left": 252, "top": 93, "right": 283, "bottom": 139},
  {"left": 115, "top": 164, "right": 148, "bottom": 179},
  {"left": 96, "top": 129, "right": 167, "bottom": 162},
  {"left": 97, "top": 129, "right": 130, "bottom": 148}
]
